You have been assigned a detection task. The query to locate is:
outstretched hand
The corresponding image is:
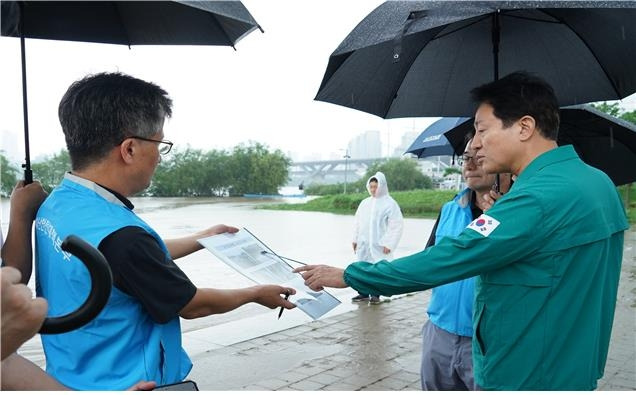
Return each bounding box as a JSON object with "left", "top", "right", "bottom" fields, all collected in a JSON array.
[
  {"left": 293, "top": 265, "right": 346, "bottom": 291},
  {"left": 197, "top": 224, "right": 239, "bottom": 238},
  {"left": 166, "top": 224, "right": 240, "bottom": 260},
  {"left": 254, "top": 285, "right": 297, "bottom": 309}
]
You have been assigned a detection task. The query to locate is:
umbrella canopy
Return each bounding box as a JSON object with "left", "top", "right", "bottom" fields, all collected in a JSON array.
[
  {"left": 315, "top": 1, "right": 636, "bottom": 119},
  {"left": 1, "top": 1, "right": 262, "bottom": 47},
  {"left": 405, "top": 117, "right": 469, "bottom": 157},
  {"left": 1, "top": 0, "right": 263, "bottom": 183},
  {"left": 443, "top": 106, "right": 636, "bottom": 185}
]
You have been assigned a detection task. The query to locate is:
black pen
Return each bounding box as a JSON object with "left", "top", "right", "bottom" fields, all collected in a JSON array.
[{"left": 278, "top": 291, "right": 290, "bottom": 319}]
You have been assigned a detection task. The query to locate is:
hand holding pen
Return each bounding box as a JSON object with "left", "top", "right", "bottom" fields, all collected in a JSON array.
[
  {"left": 252, "top": 285, "right": 296, "bottom": 311},
  {"left": 259, "top": 250, "right": 309, "bottom": 320},
  {"left": 278, "top": 291, "right": 290, "bottom": 319}
]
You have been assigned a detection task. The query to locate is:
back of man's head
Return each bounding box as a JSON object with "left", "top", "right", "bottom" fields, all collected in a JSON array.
[
  {"left": 58, "top": 72, "right": 172, "bottom": 170},
  {"left": 470, "top": 71, "right": 560, "bottom": 140}
]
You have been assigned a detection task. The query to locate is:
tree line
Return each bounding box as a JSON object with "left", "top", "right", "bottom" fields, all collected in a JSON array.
[
  {"left": 592, "top": 102, "right": 636, "bottom": 124},
  {"left": 1, "top": 142, "right": 291, "bottom": 197}
]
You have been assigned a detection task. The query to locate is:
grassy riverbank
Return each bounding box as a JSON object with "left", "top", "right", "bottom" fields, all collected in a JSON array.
[
  {"left": 261, "top": 189, "right": 457, "bottom": 218},
  {"left": 263, "top": 184, "right": 635, "bottom": 224}
]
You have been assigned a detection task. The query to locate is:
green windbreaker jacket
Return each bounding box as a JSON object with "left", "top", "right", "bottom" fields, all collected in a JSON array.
[{"left": 344, "top": 145, "right": 629, "bottom": 390}]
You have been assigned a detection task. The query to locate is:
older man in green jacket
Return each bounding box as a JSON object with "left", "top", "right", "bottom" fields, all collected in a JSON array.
[{"left": 295, "top": 72, "right": 629, "bottom": 390}]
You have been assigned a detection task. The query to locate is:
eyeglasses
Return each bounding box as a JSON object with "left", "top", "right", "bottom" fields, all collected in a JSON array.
[
  {"left": 457, "top": 154, "right": 477, "bottom": 166},
  {"left": 122, "top": 135, "right": 173, "bottom": 155}
]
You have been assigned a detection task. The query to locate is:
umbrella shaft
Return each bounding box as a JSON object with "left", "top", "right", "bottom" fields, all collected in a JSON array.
[
  {"left": 20, "top": 20, "right": 32, "bottom": 184},
  {"left": 492, "top": 11, "right": 501, "bottom": 81}
]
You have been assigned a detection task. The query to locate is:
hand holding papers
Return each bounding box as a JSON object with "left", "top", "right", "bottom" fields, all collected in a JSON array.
[{"left": 197, "top": 228, "right": 341, "bottom": 320}]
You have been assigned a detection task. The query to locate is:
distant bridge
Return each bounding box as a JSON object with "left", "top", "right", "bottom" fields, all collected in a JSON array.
[{"left": 289, "top": 157, "right": 389, "bottom": 185}]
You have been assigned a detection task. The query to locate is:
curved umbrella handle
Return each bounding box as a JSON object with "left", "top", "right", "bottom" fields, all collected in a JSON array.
[{"left": 39, "top": 235, "right": 113, "bottom": 334}]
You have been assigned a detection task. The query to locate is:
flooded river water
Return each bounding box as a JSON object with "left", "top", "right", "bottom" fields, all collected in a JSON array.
[{"left": 1, "top": 196, "right": 435, "bottom": 367}]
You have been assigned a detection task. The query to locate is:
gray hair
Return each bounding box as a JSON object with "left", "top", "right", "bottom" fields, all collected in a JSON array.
[{"left": 58, "top": 72, "right": 172, "bottom": 170}]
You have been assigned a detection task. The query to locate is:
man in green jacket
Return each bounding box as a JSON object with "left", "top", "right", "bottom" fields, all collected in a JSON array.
[{"left": 295, "top": 72, "right": 629, "bottom": 390}]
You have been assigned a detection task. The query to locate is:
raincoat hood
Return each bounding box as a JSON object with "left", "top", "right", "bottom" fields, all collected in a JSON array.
[{"left": 367, "top": 171, "right": 389, "bottom": 198}]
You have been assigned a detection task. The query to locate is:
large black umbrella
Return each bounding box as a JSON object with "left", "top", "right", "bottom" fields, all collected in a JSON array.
[
  {"left": 1, "top": 0, "right": 263, "bottom": 183},
  {"left": 443, "top": 105, "right": 636, "bottom": 185},
  {"left": 315, "top": 1, "right": 636, "bottom": 119}
]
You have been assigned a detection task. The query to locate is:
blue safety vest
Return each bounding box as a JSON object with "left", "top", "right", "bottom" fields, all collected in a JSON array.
[
  {"left": 35, "top": 174, "right": 192, "bottom": 390},
  {"left": 427, "top": 188, "right": 475, "bottom": 337}
]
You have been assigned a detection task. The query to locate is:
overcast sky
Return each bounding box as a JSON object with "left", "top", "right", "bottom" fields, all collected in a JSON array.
[
  {"left": 0, "top": 0, "right": 438, "bottom": 165},
  {"left": 1, "top": 0, "right": 635, "bottom": 165}
]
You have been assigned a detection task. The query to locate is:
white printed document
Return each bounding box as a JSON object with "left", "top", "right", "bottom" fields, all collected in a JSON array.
[{"left": 197, "top": 228, "right": 341, "bottom": 320}]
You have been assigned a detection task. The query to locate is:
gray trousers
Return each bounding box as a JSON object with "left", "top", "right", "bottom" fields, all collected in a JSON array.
[{"left": 420, "top": 320, "right": 479, "bottom": 390}]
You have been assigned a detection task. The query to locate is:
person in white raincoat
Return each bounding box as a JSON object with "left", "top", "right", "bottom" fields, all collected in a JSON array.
[{"left": 351, "top": 172, "right": 404, "bottom": 304}]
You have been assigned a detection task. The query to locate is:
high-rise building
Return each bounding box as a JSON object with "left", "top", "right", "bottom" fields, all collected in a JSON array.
[{"left": 347, "top": 130, "right": 382, "bottom": 159}]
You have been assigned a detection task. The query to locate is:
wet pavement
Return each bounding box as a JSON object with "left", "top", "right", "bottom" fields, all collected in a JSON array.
[{"left": 187, "top": 229, "right": 636, "bottom": 391}]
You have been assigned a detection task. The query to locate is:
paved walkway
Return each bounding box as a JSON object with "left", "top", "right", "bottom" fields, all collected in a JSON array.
[{"left": 189, "top": 229, "right": 636, "bottom": 391}]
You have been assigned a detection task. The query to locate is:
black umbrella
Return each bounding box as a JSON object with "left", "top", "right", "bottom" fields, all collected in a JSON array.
[
  {"left": 1, "top": 0, "right": 263, "bottom": 183},
  {"left": 315, "top": 1, "right": 636, "bottom": 119},
  {"left": 443, "top": 106, "right": 636, "bottom": 185},
  {"left": 405, "top": 117, "right": 469, "bottom": 158}
]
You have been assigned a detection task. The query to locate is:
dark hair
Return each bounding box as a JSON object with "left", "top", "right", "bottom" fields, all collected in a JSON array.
[
  {"left": 58, "top": 72, "right": 172, "bottom": 170},
  {"left": 369, "top": 177, "right": 378, "bottom": 183},
  {"left": 470, "top": 71, "right": 559, "bottom": 140}
]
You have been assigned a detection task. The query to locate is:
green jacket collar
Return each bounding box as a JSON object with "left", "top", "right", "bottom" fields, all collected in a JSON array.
[{"left": 516, "top": 144, "right": 578, "bottom": 184}]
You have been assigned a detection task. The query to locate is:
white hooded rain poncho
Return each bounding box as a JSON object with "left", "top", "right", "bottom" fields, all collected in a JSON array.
[{"left": 353, "top": 172, "right": 404, "bottom": 263}]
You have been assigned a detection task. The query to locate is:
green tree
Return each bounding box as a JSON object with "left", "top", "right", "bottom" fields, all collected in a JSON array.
[
  {"left": 150, "top": 147, "right": 231, "bottom": 197},
  {"left": 200, "top": 149, "right": 232, "bottom": 196},
  {"left": 620, "top": 110, "right": 636, "bottom": 125},
  {"left": 592, "top": 102, "right": 621, "bottom": 117},
  {"left": 592, "top": 102, "right": 636, "bottom": 125},
  {"left": 149, "top": 142, "right": 289, "bottom": 197},
  {"left": 1, "top": 152, "right": 19, "bottom": 197},
  {"left": 153, "top": 148, "right": 203, "bottom": 196},
  {"left": 31, "top": 150, "right": 71, "bottom": 193},
  {"left": 227, "top": 141, "right": 291, "bottom": 196},
  {"left": 443, "top": 167, "right": 462, "bottom": 177},
  {"left": 362, "top": 158, "right": 433, "bottom": 191}
]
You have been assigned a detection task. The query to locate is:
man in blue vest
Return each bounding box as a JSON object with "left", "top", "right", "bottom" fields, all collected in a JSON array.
[
  {"left": 295, "top": 72, "right": 629, "bottom": 390},
  {"left": 33, "top": 72, "right": 296, "bottom": 390},
  {"left": 0, "top": 181, "right": 154, "bottom": 390},
  {"left": 421, "top": 136, "right": 511, "bottom": 390}
]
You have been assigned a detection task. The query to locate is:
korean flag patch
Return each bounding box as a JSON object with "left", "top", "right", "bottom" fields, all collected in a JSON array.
[{"left": 467, "top": 214, "right": 500, "bottom": 237}]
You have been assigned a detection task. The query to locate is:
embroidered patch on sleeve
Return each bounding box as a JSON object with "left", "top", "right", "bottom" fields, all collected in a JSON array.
[{"left": 467, "top": 214, "right": 500, "bottom": 237}]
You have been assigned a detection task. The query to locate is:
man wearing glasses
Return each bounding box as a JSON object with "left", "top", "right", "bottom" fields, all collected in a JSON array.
[
  {"left": 31, "top": 72, "right": 296, "bottom": 390},
  {"left": 420, "top": 136, "right": 511, "bottom": 390}
]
